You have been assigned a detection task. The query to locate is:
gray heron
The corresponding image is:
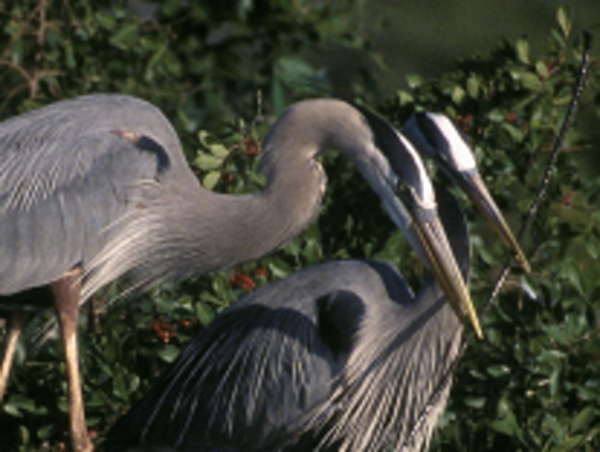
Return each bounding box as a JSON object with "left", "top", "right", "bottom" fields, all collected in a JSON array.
[
  {"left": 401, "top": 112, "right": 529, "bottom": 272},
  {"left": 104, "top": 122, "right": 520, "bottom": 450},
  {"left": 0, "top": 95, "right": 480, "bottom": 451}
]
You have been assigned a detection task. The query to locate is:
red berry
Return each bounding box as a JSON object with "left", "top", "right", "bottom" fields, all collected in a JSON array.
[{"left": 255, "top": 268, "right": 268, "bottom": 277}]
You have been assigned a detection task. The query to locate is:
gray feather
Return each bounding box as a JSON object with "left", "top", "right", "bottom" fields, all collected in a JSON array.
[
  {"left": 0, "top": 95, "right": 188, "bottom": 294},
  {"left": 106, "top": 186, "right": 470, "bottom": 451}
]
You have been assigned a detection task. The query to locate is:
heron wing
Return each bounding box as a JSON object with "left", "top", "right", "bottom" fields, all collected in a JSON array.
[
  {"left": 0, "top": 95, "right": 182, "bottom": 294},
  {"left": 108, "top": 305, "right": 338, "bottom": 449},
  {"left": 105, "top": 261, "right": 402, "bottom": 451}
]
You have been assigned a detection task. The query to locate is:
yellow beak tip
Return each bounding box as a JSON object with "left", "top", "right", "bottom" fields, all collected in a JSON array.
[
  {"left": 474, "top": 324, "right": 484, "bottom": 340},
  {"left": 467, "top": 312, "right": 484, "bottom": 339}
]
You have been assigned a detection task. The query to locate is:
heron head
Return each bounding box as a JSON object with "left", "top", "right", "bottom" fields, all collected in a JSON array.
[
  {"left": 402, "top": 112, "right": 529, "bottom": 273},
  {"left": 355, "top": 105, "right": 483, "bottom": 338}
]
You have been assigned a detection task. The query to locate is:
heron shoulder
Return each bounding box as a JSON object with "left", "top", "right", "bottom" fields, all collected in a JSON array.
[
  {"left": 0, "top": 94, "right": 192, "bottom": 212},
  {"left": 0, "top": 94, "right": 194, "bottom": 293}
]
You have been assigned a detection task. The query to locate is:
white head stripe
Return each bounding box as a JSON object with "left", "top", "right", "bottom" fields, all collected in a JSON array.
[
  {"left": 426, "top": 113, "right": 477, "bottom": 172},
  {"left": 397, "top": 133, "right": 436, "bottom": 209}
]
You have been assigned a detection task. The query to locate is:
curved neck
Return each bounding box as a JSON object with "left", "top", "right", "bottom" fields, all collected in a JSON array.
[
  {"left": 84, "top": 99, "right": 395, "bottom": 297},
  {"left": 186, "top": 163, "right": 325, "bottom": 273},
  {"left": 175, "top": 100, "right": 380, "bottom": 275},
  {"left": 84, "top": 159, "right": 326, "bottom": 299}
]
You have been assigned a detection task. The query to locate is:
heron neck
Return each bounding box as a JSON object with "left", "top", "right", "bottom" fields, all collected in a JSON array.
[
  {"left": 172, "top": 99, "right": 380, "bottom": 277},
  {"left": 181, "top": 158, "right": 324, "bottom": 274}
]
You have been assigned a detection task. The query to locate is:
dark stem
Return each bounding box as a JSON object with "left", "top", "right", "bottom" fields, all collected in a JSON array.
[
  {"left": 482, "top": 30, "right": 593, "bottom": 315},
  {"left": 402, "top": 30, "right": 594, "bottom": 448}
]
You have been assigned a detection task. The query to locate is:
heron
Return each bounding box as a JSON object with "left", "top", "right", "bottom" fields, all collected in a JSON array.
[
  {"left": 104, "top": 117, "right": 522, "bottom": 450},
  {"left": 0, "top": 95, "right": 480, "bottom": 451},
  {"left": 401, "top": 112, "right": 529, "bottom": 273}
]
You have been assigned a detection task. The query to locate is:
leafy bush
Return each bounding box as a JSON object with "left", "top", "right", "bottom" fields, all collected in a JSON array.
[
  {"left": 386, "top": 11, "right": 600, "bottom": 451},
  {"left": 0, "top": 2, "right": 598, "bottom": 450}
]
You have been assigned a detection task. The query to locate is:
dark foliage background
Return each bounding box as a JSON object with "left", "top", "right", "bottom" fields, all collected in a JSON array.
[{"left": 0, "top": 1, "right": 598, "bottom": 450}]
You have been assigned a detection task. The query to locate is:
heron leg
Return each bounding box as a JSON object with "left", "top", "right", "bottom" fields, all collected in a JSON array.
[
  {"left": 0, "top": 310, "right": 29, "bottom": 405},
  {"left": 51, "top": 269, "right": 93, "bottom": 452}
]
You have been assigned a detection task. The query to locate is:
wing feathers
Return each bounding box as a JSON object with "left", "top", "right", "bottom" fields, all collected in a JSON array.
[{"left": 0, "top": 95, "right": 180, "bottom": 294}]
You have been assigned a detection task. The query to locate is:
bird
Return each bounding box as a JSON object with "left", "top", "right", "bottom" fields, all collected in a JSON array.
[
  {"left": 104, "top": 115, "right": 524, "bottom": 451},
  {"left": 103, "top": 154, "right": 500, "bottom": 450},
  {"left": 401, "top": 111, "right": 529, "bottom": 273},
  {"left": 0, "top": 95, "right": 480, "bottom": 451}
]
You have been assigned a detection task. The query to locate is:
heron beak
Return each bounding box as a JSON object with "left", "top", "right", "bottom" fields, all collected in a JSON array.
[
  {"left": 410, "top": 210, "right": 483, "bottom": 339},
  {"left": 457, "top": 170, "right": 530, "bottom": 273}
]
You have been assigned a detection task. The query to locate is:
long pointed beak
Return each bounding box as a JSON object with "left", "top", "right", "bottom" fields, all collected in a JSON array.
[
  {"left": 458, "top": 170, "right": 530, "bottom": 273},
  {"left": 410, "top": 210, "right": 483, "bottom": 339}
]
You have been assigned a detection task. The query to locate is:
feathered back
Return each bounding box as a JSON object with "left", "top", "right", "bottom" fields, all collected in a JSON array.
[{"left": 306, "top": 186, "right": 470, "bottom": 451}]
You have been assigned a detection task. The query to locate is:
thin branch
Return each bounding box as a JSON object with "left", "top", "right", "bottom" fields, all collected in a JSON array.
[
  {"left": 483, "top": 30, "right": 593, "bottom": 314},
  {"left": 402, "top": 30, "right": 594, "bottom": 448},
  {"left": 0, "top": 60, "right": 34, "bottom": 86},
  {"left": 37, "top": 0, "right": 48, "bottom": 47}
]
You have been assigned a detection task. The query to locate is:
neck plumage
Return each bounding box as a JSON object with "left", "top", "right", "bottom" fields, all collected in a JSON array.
[
  {"left": 182, "top": 160, "right": 325, "bottom": 274},
  {"left": 178, "top": 99, "right": 374, "bottom": 275}
]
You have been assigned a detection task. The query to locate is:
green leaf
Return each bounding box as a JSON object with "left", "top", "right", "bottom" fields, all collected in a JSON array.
[
  {"left": 487, "top": 364, "right": 511, "bottom": 378},
  {"left": 3, "top": 395, "right": 39, "bottom": 417},
  {"left": 198, "top": 130, "right": 211, "bottom": 147},
  {"left": 559, "top": 260, "right": 584, "bottom": 295},
  {"left": 203, "top": 171, "right": 221, "bottom": 190},
  {"left": 537, "top": 349, "right": 567, "bottom": 364},
  {"left": 501, "top": 122, "right": 524, "bottom": 143},
  {"left": 397, "top": 90, "right": 413, "bottom": 106},
  {"left": 490, "top": 415, "right": 518, "bottom": 436},
  {"left": 487, "top": 109, "right": 506, "bottom": 123},
  {"left": 550, "top": 28, "right": 566, "bottom": 46},
  {"left": 3, "top": 402, "right": 23, "bottom": 417},
  {"left": 463, "top": 396, "right": 486, "bottom": 409},
  {"left": 451, "top": 85, "right": 466, "bottom": 104},
  {"left": 109, "top": 23, "right": 138, "bottom": 50},
  {"left": 195, "top": 153, "right": 223, "bottom": 171},
  {"left": 268, "top": 260, "right": 294, "bottom": 279},
  {"left": 195, "top": 302, "right": 215, "bottom": 326},
  {"left": 208, "top": 143, "right": 229, "bottom": 158},
  {"left": 535, "top": 60, "right": 550, "bottom": 79},
  {"left": 127, "top": 374, "right": 140, "bottom": 395},
  {"left": 64, "top": 42, "right": 76, "bottom": 69},
  {"left": 406, "top": 73, "right": 423, "bottom": 89},
  {"left": 211, "top": 275, "right": 230, "bottom": 300},
  {"left": 158, "top": 345, "right": 181, "bottom": 363},
  {"left": 19, "top": 426, "right": 30, "bottom": 446},
  {"left": 543, "top": 413, "right": 567, "bottom": 439},
  {"left": 556, "top": 7, "right": 571, "bottom": 37},
  {"left": 466, "top": 75, "right": 480, "bottom": 98},
  {"left": 271, "top": 77, "right": 286, "bottom": 114},
  {"left": 570, "top": 406, "right": 595, "bottom": 433},
  {"left": 37, "top": 424, "right": 54, "bottom": 441},
  {"left": 549, "top": 435, "right": 586, "bottom": 452},
  {"left": 95, "top": 11, "right": 116, "bottom": 29},
  {"left": 112, "top": 370, "right": 127, "bottom": 399},
  {"left": 520, "top": 72, "right": 543, "bottom": 91},
  {"left": 469, "top": 369, "right": 487, "bottom": 381},
  {"left": 276, "top": 56, "right": 316, "bottom": 82},
  {"left": 516, "top": 38, "right": 530, "bottom": 64}
]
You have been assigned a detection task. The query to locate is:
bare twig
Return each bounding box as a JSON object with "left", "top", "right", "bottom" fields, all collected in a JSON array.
[
  {"left": 402, "top": 30, "right": 594, "bottom": 448},
  {"left": 0, "top": 60, "right": 34, "bottom": 86},
  {"left": 37, "top": 0, "right": 48, "bottom": 47},
  {"left": 483, "top": 30, "right": 593, "bottom": 314}
]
